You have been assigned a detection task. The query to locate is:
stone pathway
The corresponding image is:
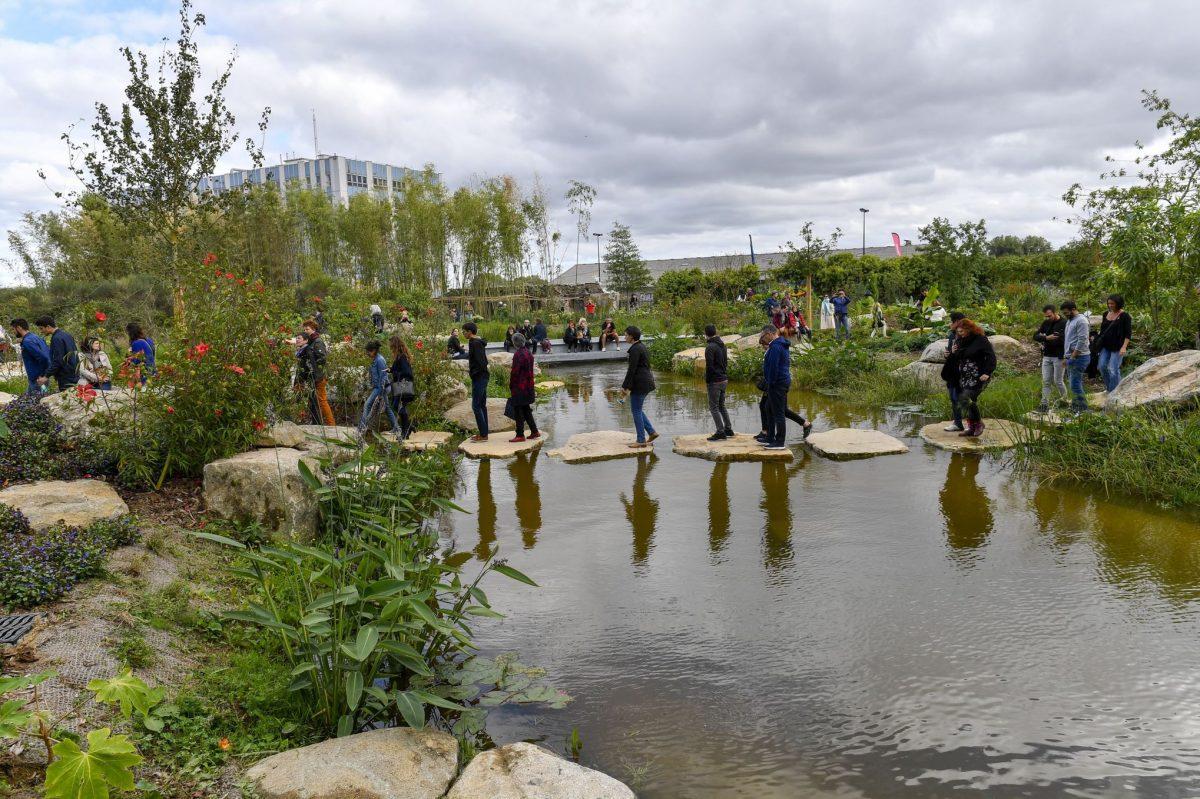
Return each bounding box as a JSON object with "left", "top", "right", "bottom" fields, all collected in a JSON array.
[
  {"left": 919, "top": 419, "right": 1035, "bottom": 452},
  {"left": 459, "top": 436, "right": 544, "bottom": 459},
  {"left": 805, "top": 428, "right": 908, "bottom": 460},
  {"left": 0, "top": 479, "right": 129, "bottom": 530},
  {"left": 547, "top": 430, "right": 650, "bottom": 463},
  {"left": 400, "top": 430, "right": 454, "bottom": 451},
  {"left": 672, "top": 433, "right": 794, "bottom": 462}
]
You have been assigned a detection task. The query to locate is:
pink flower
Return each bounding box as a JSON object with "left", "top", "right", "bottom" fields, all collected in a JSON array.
[
  {"left": 252, "top": 419, "right": 266, "bottom": 432},
  {"left": 202, "top": 252, "right": 218, "bottom": 266},
  {"left": 227, "top": 364, "right": 245, "bottom": 375},
  {"left": 94, "top": 311, "right": 107, "bottom": 322}
]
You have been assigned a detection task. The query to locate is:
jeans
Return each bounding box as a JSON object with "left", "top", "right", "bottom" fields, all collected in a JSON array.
[
  {"left": 1067, "top": 355, "right": 1090, "bottom": 409},
  {"left": 471, "top": 375, "right": 490, "bottom": 435},
  {"left": 834, "top": 315, "right": 851, "bottom": 340},
  {"left": 766, "top": 383, "right": 789, "bottom": 444},
  {"left": 629, "top": 392, "right": 655, "bottom": 443},
  {"left": 1040, "top": 357, "right": 1067, "bottom": 404},
  {"left": 513, "top": 403, "right": 538, "bottom": 437},
  {"left": 391, "top": 395, "right": 413, "bottom": 438},
  {"left": 758, "top": 394, "right": 806, "bottom": 430},
  {"left": 359, "top": 386, "right": 399, "bottom": 432},
  {"left": 1097, "top": 349, "right": 1124, "bottom": 392},
  {"left": 707, "top": 381, "right": 732, "bottom": 433},
  {"left": 947, "top": 384, "right": 963, "bottom": 427}
]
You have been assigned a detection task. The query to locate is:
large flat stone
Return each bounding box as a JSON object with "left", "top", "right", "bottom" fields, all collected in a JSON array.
[
  {"left": 0, "top": 479, "right": 129, "bottom": 531},
  {"left": 671, "top": 346, "right": 707, "bottom": 375},
  {"left": 805, "top": 428, "right": 909, "bottom": 460},
  {"left": 203, "top": 448, "right": 319, "bottom": 539},
  {"left": 672, "top": 432, "right": 794, "bottom": 462},
  {"left": 919, "top": 419, "right": 1034, "bottom": 452},
  {"left": 445, "top": 398, "right": 516, "bottom": 433},
  {"left": 40, "top": 387, "right": 137, "bottom": 438},
  {"left": 430, "top": 373, "right": 468, "bottom": 406},
  {"left": 1104, "top": 349, "right": 1200, "bottom": 411},
  {"left": 535, "top": 380, "right": 565, "bottom": 391},
  {"left": 294, "top": 425, "right": 362, "bottom": 465},
  {"left": 459, "top": 436, "right": 544, "bottom": 459},
  {"left": 387, "top": 430, "right": 454, "bottom": 451},
  {"left": 447, "top": 742, "right": 634, "bottom": 799},
  {"left": 987, "top": 334, "right": 1028, "bottom": 360},
  {"left": 919, "top": 340, "right": 948, "bottom": 364},
  {"left": 730, "top": 334, "right": 762, "bottom": 351},
  {"left": 245, "top": 727, "right": 458, "bottom": 799},
  {"left": 892, "top": 360, "right": 945, "bottom": 391},
  {"left": 547, "top": 430, "right": 650, "bottom": 463},
  {"left": 256, "top": 421, "right": 308, "bottom": 448}
]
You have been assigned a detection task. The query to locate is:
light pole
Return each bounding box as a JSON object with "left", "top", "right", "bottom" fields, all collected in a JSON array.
[
  {"left": 859, "top": 208, "right": 869, "bottom": 257},
  {"left": 593, "top": 232, "right": 603, "bottom": 286}
]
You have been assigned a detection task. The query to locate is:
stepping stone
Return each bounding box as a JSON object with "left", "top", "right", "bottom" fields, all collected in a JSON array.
[
  {"left": 805, "top": 428, "right": 908, "bottom": 460},
  {"left": 459, "top": 436, "right": 544, "bottom": 459},
  {"left": 535, "top": 380, "right": 565, "bottom": 391},
  {"left": 1025, "top": 409, "right": 1072, "bottom": 426},
  {"left": 445, "top": 398, "right": 516, "bottom": 433},
  {"left": 403, "top": 431, "right": 454, "bottom": 451},
  {"left": 0, "top": 479, "right": 130, "bottom": 531},
  {"left": 547, "top": 430, "right": 650, "bottom": 463},
  {"left": 919, "top": 419, "right": 1035, "bottom": 452},
  {"left": 672, "top": 433, "right": 794, "bottom": 462},
  {"left": 204, "top": 449, "right": 320, "bottom": 539}
]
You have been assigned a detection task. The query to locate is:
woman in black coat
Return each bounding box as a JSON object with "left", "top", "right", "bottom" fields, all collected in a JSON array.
[
  {"left": 620, "top": 326, "right": 657, "bottom": 447},
  {"left": 941, "top": 318, "right": 996, "bottom": 438}
]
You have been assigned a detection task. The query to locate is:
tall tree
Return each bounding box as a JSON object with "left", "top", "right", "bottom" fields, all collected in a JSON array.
[
  {"left": 774, "top": 222, "right": 842, "bottom": 285},
  {"left": 56, "top": 0, "right": 269, "bottom": 285},
  {"left": 603, "top": 222, "right": 652, "bottom": 306},
  {"left": 919, "top": 217, "right": 988, "bottom": 306},
  {"left": 565, "top": 180, "right": 596, "bottom": 279}
]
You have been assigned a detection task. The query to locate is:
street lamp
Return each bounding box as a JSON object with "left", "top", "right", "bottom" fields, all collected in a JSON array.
[
  {"left": 593, "top": 232, "right": 603, "bottom": 285},
  {"left": 859, "top": 208, "right": 869, "bottom": 257}
]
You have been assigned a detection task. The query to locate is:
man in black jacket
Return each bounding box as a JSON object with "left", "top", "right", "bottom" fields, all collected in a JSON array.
[
  {"left": 620, "top": 326, "right": 657, "bottom": 447},
  {"left": 1033, "top": 304, "right": 1067, "bottom": 412},
  {"left": 36, "top": 316, "right": 79, "bottom": 392},
  {"left": 464, "top": 322, "right": 490, "bottom": 441},
  {"left": 704, "top": 324, "right": 734, "bottom": 441}
]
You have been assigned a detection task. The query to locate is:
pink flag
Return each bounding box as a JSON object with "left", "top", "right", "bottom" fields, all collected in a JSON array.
[{"left": 891, "top": 232, "right": 903, "bottom": 257}]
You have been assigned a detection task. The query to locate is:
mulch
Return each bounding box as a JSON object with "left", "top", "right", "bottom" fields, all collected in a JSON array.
[{"left": 117, "top": 477, "right": 206, "bottom": 529}]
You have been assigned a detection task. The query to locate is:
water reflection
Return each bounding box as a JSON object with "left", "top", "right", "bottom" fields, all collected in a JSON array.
[
  {"left": 620, "top": 452, "right": 659, "bottom": 566},
  {"left": 708, "top": 462, "right": 731, "bottom": 556},
  {"left": 939, "top": 454, "right": 994, "bottom": 562},
  {"left": 508, "top": 449, "right": 542, "bottom": 549},
  {"left": 760, "top": 461, "right": 793, "bottom": 571},
  {"left": 475, "top": 459, "right": 497, "bottom": 561}
]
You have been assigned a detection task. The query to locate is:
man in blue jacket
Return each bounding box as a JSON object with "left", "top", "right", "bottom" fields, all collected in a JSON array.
[
  {"left": 761, "top": 326, "right": 792, "bottom": 450},
  {"left": 831, "top": 289, "right": 852, "bottom": 340},
  {"left": 10, "top": 318, "right": 50, "bottom": 396},
  {"left": 36, "top": 315, "right": 79, "bottom": 392}
]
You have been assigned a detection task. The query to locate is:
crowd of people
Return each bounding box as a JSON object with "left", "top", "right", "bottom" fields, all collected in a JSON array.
[{"left": 5, "top": 316, "right": 155, "bottom": 397}]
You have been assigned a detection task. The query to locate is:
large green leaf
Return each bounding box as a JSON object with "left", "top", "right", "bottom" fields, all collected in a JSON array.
[
  {"left": 492, "top": 563, "right": 538, "bottom": 587},
  {"left": 87, "top": 671, "right": 162, "bottom": 720},
  {"left": 339, "top": 626, "right": 380, "bottom": 662},
  {"left": 394, "top": 692, "right": 425, "bottom": 729},
  {"left": 344, "top": 671, "right": 364, "bottom": 711},
  {"left": 296, "top": 459, "right": 322, "bottom": 491},
  {"left": 44, "top": 728, "right": 142, "bottom": 799},
  {"left": 186, "top": 530, "right": 246, "bottom": 550},
  {"left": 0, "top": 698, "right": 34, "bottom": 739}
]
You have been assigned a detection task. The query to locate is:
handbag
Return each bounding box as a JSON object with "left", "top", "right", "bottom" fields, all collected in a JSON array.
[
  {"left": 502, "top": 397, "right": 516, "bottom": 419},
  {"left": 390, "top": 378, "right": 415, "bottom": 400}
]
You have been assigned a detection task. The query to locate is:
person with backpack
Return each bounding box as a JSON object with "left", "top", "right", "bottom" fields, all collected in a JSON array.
[
  {"left": 389, "top": 334, "right": 416, "bottom": 440},
  {"left": 36, "top": 316, "right": 79, "bottom": 392},
  {"left": 9, "top": 318, "right": 49, "bottom": 396},
  {"left": 704, "top": 324, "right": 734, "bottom": 441},
  {"left": 358, "top": 340, "right": 401, "bottom": 436}
]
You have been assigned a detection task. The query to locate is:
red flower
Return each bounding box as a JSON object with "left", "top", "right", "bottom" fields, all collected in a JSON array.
[
  {"left": 190, "top": 342, "right": 211, "bottom": 359},
  {"left": 224, "top": 272, "right": 234, "bottom": 280},
  {"left": 94, "top": 311, "right": 107, "bottom": 322},
  {"left": 252, "top": 419, "right": 266, "bottom": 432},
  {"left": 166, "top": 405, "right": 175, "bottom": 413},
  {"left": 214, "top": 408, "right": 223, "bottom": 417},
  {"left": 202, "top": 252, "right": 218, "bottom": 266},
  {"left": 227, "top": 364, "right": 245, "bottom": 375},
  {"left": 236, "top": 278, "right": 246, "bottom": 286},
  {"left": 415, "top": 339, "right": 424, "bottom": 350},
  {"left": 76, "top": 384, "right": 98, "bottom": 404},
  {"left": 254, "top": 282, "right": 264, "bottom": 293},
  {"left": 268, "top": 363, "right": 280, "bottom": 374},
  {"left": 343, "top": 335, "right": 352, "bottom": 343}
]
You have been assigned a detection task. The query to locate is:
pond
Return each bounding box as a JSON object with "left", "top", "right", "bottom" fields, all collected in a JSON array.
[{"left": 440, "top": 362, "right": 1200, "bottom": 798}]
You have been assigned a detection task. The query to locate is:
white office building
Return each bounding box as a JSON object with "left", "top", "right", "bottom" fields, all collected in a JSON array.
[{"left": 198, "top": 155, "right": 430, "bottom": 205}]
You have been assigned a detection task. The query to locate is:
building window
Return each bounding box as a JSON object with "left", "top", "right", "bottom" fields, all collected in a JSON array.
[{"left": 348, "top": 173, "right": 368, "bottom": 188}]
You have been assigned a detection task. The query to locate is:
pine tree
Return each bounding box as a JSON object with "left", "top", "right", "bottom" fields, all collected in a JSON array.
[{"left": 603, "top": 222, "right": 652, "bottom": 306}]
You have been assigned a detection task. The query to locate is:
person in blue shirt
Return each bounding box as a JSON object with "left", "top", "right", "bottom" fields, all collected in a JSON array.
[
  {"left": 10, "top": 318, "right": 50, "bottom": 395},
  {"left": 357, "top": 340, "right": 401, "bottom": 435},
  {"left": 760, "top": 326, "right": 793, "bottom": 450},
  {"left": 831, "top": 289, "right": 852, "bottom": 340},
  {"left": 35, "top": 315, "right": 79, "bottom": 392},
  {"left": 125, "top": 322, "right": 156, "bottom": 383}
]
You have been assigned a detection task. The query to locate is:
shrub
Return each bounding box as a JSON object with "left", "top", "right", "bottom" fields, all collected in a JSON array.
[
  {"left": 646, "top": 335, "right": 694, "bottom": 370},
  {"left": 0, "top": 396, "right": 112, "bottom": 485}
]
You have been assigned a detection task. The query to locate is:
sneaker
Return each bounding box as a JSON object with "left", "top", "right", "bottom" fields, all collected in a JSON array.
[
  {"left": 754, "top": 433, "right": 770, "bottom": 443},
  {"left": 723, "top": 428, "right": 735, "bottom": 437},
  {"left": 707, "top": 432, "right": 728, "bottom": 442},
  {"left": 509, "top": 436, "right": 526, "bottom": 443},
  {"left": 647, "top": 432, "right": 660, "bottom": 444},
  {"left": 627, "top": 441, "right": 649, "bottom": 448},
  {"left": 943, "top": 423, "right": 964, "bottom": 432},
  {"left": 470, "top": 434, "right": 488, "bottom": 442},
  {"left": 762, "top": 443, "right": 787, "bottom": 451}
]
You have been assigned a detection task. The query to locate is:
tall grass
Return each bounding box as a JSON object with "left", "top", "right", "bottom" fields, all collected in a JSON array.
[{"left": 1014, "top": 404, "right": 1200, "bottom": 506}]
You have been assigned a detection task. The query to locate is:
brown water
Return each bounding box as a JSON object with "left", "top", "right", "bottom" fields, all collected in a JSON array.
[{"left": 441, "top": 363, "right": 1200, "bottom": 798}]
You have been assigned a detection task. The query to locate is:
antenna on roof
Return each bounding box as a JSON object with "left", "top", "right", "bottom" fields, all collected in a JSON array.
[{"left": 312, "top": 109, "right": 319, "bottom": 158}]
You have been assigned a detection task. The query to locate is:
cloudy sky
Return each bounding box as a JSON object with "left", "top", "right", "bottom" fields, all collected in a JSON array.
[{"left": 2, "top": 0, "right": 1198, "bottom": 284}]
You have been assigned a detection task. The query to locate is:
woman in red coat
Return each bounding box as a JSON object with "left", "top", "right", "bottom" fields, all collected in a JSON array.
[{"left": 509, "top": 334, "right": 540, "bottom": 442}]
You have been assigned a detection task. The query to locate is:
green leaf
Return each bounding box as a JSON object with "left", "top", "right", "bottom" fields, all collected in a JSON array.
[
  {"left": 492, "top": 563, "right": 538, "bottom": 587},
  {"left": 0, "top": 698, "right": 34, "bottom": 739},
  {"left": 87, "top": 671, "right": 162, "bottom": 720},
  {"left": 339, "top": 626, "right": 380, "bottom": 662},
  {"left": 297, "top": 459, "right": 322, "bottom": 491},
  {"left": 336, "top": 714, "right": 353, "bottom": 738},
  {"left": 464, "top": 606, "right": 504, "bottom": 618},
  {"left": 394, "top": 692, "right": 425, "bottom": 729},
  {"left": 44, "top": 728, "right": 142, "bottom": 799},
  {"left": 186, "top": 530, "right": 246, "bottom": 550},
  {"left": 345, "top": 672, "right": 364, "bottom": 711},
  {"left": 412, "top": 689, "right": 466, "bottom": 713}
]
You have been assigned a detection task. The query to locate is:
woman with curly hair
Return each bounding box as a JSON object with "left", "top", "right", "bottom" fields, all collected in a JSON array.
[{"left": 942, "top": 318, "right": 996, "bottom": 437}]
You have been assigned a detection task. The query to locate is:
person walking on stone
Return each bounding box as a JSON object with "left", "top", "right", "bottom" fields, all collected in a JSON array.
[
  {"left": 621, "top": 326, "right": 657, "bottom": 447},
  {"left": 36, "top": 316, "right": 79, "bottom": 393},
  {"left": 358, "top": 340, "right": 401, "bottom": 436},
  {"left": 944, "top": 318, "right": 996, "bottom": 437},
  {"left": 508, "top": 334, "right": 540, "bottom": 443},
  {"left": 754, "top": 326, "right": 810, "bottom": 442},
  {"left": 704, "top": 324, "right": 734, "bottom": 441},
  {"left": 464, "top": 322, "right": 490, "bottom": 442},
  {"left": 78, "top": 337, "right": 113, "bottom": 390},
  {"left": 1033, "top": 304, "right": 1067, "bottom": 412},
  {"left": 831, "top": 289, "right": 852, "bottom": 340},
  {"left": 10, "top": 318, "right": 49, "bottom": 396},
  {"left": 1061, "top": 300, "right": 1091, "bottom": 412},
  {"left": 389, "top": 334, "right": 417, "bottom": 440},
  {"left": 760, "top": 325, "right": 792, "bottom": 450},
  {"left": 941, "top": 312, "right": 967, "bottom": 432},
  {"left": 299, "top": 319, "right": 336, "bottom": 426},
  {"left": 1096, "top": 294, "right": 1132, "bottom": 393}
]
